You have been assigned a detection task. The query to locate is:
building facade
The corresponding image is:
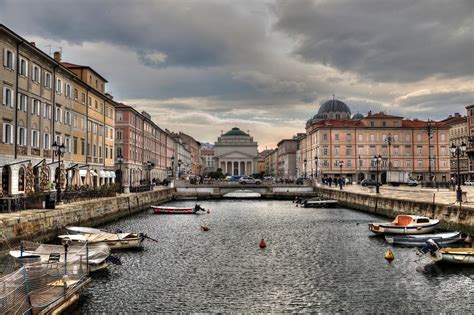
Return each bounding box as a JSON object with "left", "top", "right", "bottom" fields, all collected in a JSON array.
[
  {"left": 214, "top": 127, "right": 258, "bottom": 176},
  {"left": 442, "top": 113, "right": 468, "bottom": 183},
  {"left": 200, "top": 143, "right": 216, "bottom": 175},
  {"left": 296, "top": 99, "right": 451, "bottom": 183}
]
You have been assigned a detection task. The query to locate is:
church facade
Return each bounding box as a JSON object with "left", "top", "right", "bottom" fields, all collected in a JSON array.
[{"left": 214, "top": 128, "right": 258, "bottom": 176}]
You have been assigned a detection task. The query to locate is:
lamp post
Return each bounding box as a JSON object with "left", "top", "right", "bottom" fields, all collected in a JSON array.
[
  {"left": 385, "top": 133, "right": 394, "bottom": 172},
  {"left": 372, "top": 155, "right": 382, "bottom": 194},
  {"left": 358, "top": 154, "right": 362, "bottom": 184},
  {"left": 178, "top": 159, "right": 182, "bottom": 179},
  {"left": 117, "top": 154, "right": 123, "bottom": 193},
  {"left": 338, "top": 160, "right": 344, "bottom": 190},
  {"left": 52, "top": 141, "right": 66, "bottom": 204},
  {"left": 450, "top": 142, "right": 466, "bottom": 202},
  {"left": 146, "top": 161, "right": 152, "bottom": 184},
  {"left": 171, "top": 156, "right": 175, "bottom": 178},
  {"left": 303, "top": 159, "right": 307, "bottom": 179}
]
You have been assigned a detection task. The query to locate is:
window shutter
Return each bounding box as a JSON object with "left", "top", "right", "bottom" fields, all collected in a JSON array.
[
  {"left": 2, "top": 87, "right": 6, "bottom": 105},
  {"left": 3, "top": 49, "right": 6, "bottom": 67},
  {"left": 2, "top": 124, "right": 5, "bottom": 143},
  {"left": 11, "top": 52, "right": 15, "bottom": 70},
  {"left": 23, "top": 95, "right": 27, "bottom": 112},
  {"left": 31, "top": 99, "right": 35, "bottom": 114},
  {"left": 10, "top": 89, "right": 14, "bottom": 108},
  {"left": 24, "top": 60, "right": 28, "bottom": 77},
  {"left": 17, "top": 93, "right": 21, "bottom": 110},
  {"left": 31, "top": 130, "right": 34, "bottom": 147}
]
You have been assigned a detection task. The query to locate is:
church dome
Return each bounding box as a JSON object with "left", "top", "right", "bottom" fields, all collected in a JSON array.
[
  {"left": 318, "top": 99, "right": 351, "bottom": 115},
  {"left": 223, "top": 127, "right": 249, "bottom": 137},
  {"left": 352, "top": 113, "right": 364, "bottom": 120}
]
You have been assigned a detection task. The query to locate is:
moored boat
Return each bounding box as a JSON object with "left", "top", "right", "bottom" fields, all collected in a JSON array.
[
  {"left": 369, "top": 215, "right": 439, "bottom": 235},
  {"left": 303, "top": 198, "right": 338, "bottom": 208},
  {"left": 385, "top": 231, "right": 462, "bottom": 246},
  {"left": 59, "top": 232, "right": 145, "bottom": 250},
  {"left": 9, "top": 241, "right": 111, "bottom": 272},
  {"left": 152, "top": 204, "right": 206, "bottom": 214},
  {"left": 419, "top": 240, "right": 474, "bottom": 265}
]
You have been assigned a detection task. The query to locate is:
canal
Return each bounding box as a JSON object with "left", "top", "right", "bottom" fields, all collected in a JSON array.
[{"left": 72, "top": 200, "right": 473, "bottom": 313}]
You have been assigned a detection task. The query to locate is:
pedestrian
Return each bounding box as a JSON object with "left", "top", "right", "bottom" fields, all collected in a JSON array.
[{"left": 328, "top": 177, "right": 332, "bottom": 187}]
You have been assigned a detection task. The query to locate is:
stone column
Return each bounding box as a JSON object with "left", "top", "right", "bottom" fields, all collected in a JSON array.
[{"left": 238, "top": 161, "right": 241, "bottom": 175}]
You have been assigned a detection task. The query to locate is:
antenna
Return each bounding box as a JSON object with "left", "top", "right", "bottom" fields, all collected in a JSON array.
[{"left": 44, "top": 44, "right": 51, "bottom": 56}]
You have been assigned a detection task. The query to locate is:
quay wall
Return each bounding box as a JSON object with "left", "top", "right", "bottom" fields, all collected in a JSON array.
[
  {"left": 317, "top": 187, "right": 474, "bottom": 234},
  {"left": 0, "top": 188, "right": 174, "bottom": 251}
]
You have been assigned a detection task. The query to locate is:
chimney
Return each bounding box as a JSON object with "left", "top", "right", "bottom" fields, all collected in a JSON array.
[
  {"left": 53, "top": 51, "right": 61, "bottom": 62},
  {"left": 30, "top": 42, "right": 36, "bottom": 47},
  {"left": 368, "top": 110, "right": 372, "bottom": 116}
]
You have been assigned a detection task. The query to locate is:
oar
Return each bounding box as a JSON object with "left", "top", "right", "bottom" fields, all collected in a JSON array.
[{"left": 143, "top": 234, "right": 159, "bottom": 242}]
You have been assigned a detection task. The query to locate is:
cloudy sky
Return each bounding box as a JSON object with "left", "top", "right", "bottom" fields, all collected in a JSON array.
[{"left": 1, "top": 0, "right": 472, "bottom": 149}]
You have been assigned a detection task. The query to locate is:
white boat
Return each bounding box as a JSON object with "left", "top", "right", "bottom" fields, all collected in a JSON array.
[
  {"left": 66, "top": 226, "right": 104, "bottom": 235},
  {"left": 59, "top": 232, "right": 144, "bottom": 250},
  {"left": 9, "top": 241, "right": 111, "bottom": 272},
  {"left": 385, "top": 231, "right": 462, "bottom": 246},
  {"left": 419, "top": 240, "right": 474, "bottom": 265},
  {"left": 303, "top": 198, "right": 338, "bottom": 208},
  {"left": 369, "top": 215, "right": 439, "bottom": 235}
]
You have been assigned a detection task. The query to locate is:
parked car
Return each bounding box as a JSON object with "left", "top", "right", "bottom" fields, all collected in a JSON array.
[
  {"left": 407, "top": 179, "right": 419, "bottom": 187},
  {"left": 464, "top": 179, "right": 474, "bottom": 186},
  {"left": 295, "top": 178, "right": 305, "bottom": 185},
  {"left": 239, "top": 176, "right": 262, "bottom": 185},
  {"left": 360, "top": 179, "right": 382, "bottom": 187},
  {"left": 229, "top": 175, "right": 243, "bottom": 182}
]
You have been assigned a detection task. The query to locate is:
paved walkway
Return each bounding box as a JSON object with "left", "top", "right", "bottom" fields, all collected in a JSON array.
[{"left": 319, "top": 183, "right": 474, "bottom": 207}]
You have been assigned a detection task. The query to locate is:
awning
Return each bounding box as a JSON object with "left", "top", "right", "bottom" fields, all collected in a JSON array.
[
  {"left": 90, "top": 170, "right": 98, "bottom": 177},
  {"left": 99, "top": 170, "right": 106, "bottom": 178},
  {"left": 110, "top": 171, "right": 116, "bottom": 178},
  {"left": 79, "top": 170, "right": 87, "bottom": 177}
]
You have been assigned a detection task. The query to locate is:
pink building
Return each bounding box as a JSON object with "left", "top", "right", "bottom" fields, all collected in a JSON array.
[{"left": 298, "top": 100, "right": 451, "bottom": 183}]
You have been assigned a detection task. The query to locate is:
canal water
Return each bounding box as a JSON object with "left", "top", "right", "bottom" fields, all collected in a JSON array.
[{"left": 72, "top": 200, "right": 473, "bottom": 313}]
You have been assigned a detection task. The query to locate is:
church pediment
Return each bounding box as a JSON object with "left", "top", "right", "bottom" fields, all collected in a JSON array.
[{"left": 216, "top": 151, "right": 256, "bottom": 159}]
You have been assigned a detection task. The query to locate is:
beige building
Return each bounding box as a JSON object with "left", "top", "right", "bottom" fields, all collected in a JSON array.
[{"left": 214, "top": 127, "right": 258, "bottom": 176}]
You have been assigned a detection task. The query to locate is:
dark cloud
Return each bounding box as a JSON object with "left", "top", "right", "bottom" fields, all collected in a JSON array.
[{"left": 274, "top": 0, "right": 474, "bottom": 82}]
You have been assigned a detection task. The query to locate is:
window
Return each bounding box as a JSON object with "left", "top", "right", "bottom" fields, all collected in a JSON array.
[
  {"left": 417, "top": 160, "right": 422, "bottom": 168},
  {"left": 393, "top": 121, "right": 399, "bottom": 127},
  {"left": 17, "top": 127, "right": 26, "bottom": 146},
  {"left": 32, "top": 99, "right": 40, "bottom": 115},
  {"left": 105, "top": 145, "right": 108, "bottom": 158},
  {"left": 100, "top": 103, "right": 103, "bottom": 113},
  {"left": 31, "top": 130, "right": 39, "bottom": 148},
  {"left": 346, "top": 133, "right": 352, "bottom": 141},
  {"left": 65, "top": 111, "right": 71, "bottom": 126},
  {"left": 117, "top": 112, "right": 122, "bottom": 121},
  {"left": 65, "top": 83, "right": 71, "bottom": 98},
  {"left": 56, "top": 78, "right": 62, "bottom": 94},
  {"left": 96, "top": 79, "right": 98, "bottom": 89},
  {"left": 382, "top": 134, "right": 387, "bottom": 142},
  {"left": 370, "top": 121, "right": 375, "bottom": 127},
  {"left": 92, "top": 144, "right": 96, "bottom": 157},
  {"left": 110, "top": 108, "right": 114, "bottom": 119},
  {"left": 382, "top": 121, "right": 387, "bottom": 128},
  {"left": 405, "top": 160, "right": 411, "bottom": 168},
  {"left": 441, "top": 146, "right": 446, "bottom": 156},
  {"left": 394, "top": 146, "right": 399, "bottom": 156},
  {"left": 417, "top": 146, "right": 422, "bottom": 155},
  {"left": 3, "top": 49, "right": 15, "bottom": 69},
  {"left": 81, "top": 117, "right": 85, "bottom": 130},
  {"left": 335, "top": 146, "right": 340, "bottom": 156},
  {"left": 110, "top": 146, "right": 113, "bottom": 159},
  {"left": 65, "top": 137, "right": 71, "bottom": 153},
  {"left": 105, "top": 106, "right": 109, "bottom": 117},
  {"left": 405, "top": 134, "right": 410, "bottom": 141},
  {"left": 73, "top": 137, "right": 78, "bottom": 154},
  {"left": 347, "top": 160, "right": 352, "bottom": 167},
  {"left": 105, "top": 126, "right": 108, "bottom": 139},
  {"left": 394, "top": 160, "right": 400, "bottom": 168},
  {"left": 55, "top": 107, "right": 61, "bottom": 123},
  {"left": 18, "top": 167, "right": 25, "bottom": 192},
  {"left": 416, "top": 133, "right": 421, "bottom": 141},
  {"left": 18, "top": 93, "right": 27, "bottom": 112},
  {"left": 441, "top": 160, "right": 447, "bottom": 167},
  {"left": 44, "top": 72, "right": 51, "bottom": 89},
  {"left": 346, "top": 146, "right": 352, "bottom": 155},
  {"left": 2, "top": 87, "right": 13, "bottom": 107},
  {"left": 95, "top": 100, "right": 98, "bottom": 109},
  {"left": 44, "top": 133, "right": 50, "bottom": 149},
  {"left": 88, "top": 96, "right": 92, "bottom": 107},
  {"left": 81, "top": 93, "right": 86, "bottom": 105},
  {"left": 81, "top": 139, "right": 85, "bottom": 155},
  {"left": 110, "top": 128, "right": 113, "bottom": 139},
  {"left": 440, "top": 133, "right": 446, "bottom": 141},
  {"left": 335, "top": 133, "right": 339, "bottom": 141},
  {"left": 55, "top": 135, "right": 61, "bottom": 146},
  {"left": 370, "top": 134, "right": 375, "bottom": 142},
  {"left": 32, "top": 64, "right": 40, "bottom": 83},
  {"left": 116, "top": 130, "right": 122, "bottom": 140},
  {"left": 99, "top": 145, "right": 102, "bottom": 158},
  {"left": 358, "top": 146, "right": 363, "bottom": 155},
  {"left": 370, "top": 146, "right": 376, "bottom": 155},
  {"left": 405, "top": 146, "right": 411, "bottom": 156},
  {"left": 73, "top": 113, "right": 78, "bottom": 128},
  {"left": 358, "top": 134, "right": 363, "bottom": 142},
  {"left": 359, "top": 159, "right": 363, "bottom": 167},
  {"left": 2, "top": 123, "right": 13, "bottom": 144},
  {"left": 393, "top": 134, "right": 399, "bottom": 142},
  {"left": 19, "top": 58, "right": 28, "bottom": 76}
]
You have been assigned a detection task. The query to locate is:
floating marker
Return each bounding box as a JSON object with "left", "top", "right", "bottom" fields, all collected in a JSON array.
[
  {"left": 259, "top": 239, "right": 267, "bottom": 249},
  {"left": 201, "top": 225, "right": 209, "bottom": 232},
  {"left": 384, "top": 249, "right": 394, "bottom": 262}
]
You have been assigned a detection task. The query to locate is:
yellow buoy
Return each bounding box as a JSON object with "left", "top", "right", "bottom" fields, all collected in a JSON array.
[{"left": 384, "top": 249, "right": 394, "bottom": 262}]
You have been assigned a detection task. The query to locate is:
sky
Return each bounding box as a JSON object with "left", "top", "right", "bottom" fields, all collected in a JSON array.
[{"left": 0, "top": 0, "right": 472, "bottom": 149}]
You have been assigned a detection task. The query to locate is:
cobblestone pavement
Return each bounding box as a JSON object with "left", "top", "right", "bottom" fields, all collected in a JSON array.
[{"left": 319, "top": 183, "right": 474, "bottom": 207}]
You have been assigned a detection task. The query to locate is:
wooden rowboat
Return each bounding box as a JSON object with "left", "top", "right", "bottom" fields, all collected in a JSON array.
[
  {"left": 59, "top": 232, "right": 144, "bottom": 250},
  {"left": 385, "top": 231, "right": 462, "bottom": 247},
  {"left": 152, "top": 204, "right": 206, "bottom": 214},
  {"left": 369, "top": 215, "right": 439, "bottom": 235},
  {"left": 419, "top": 240, "right": 474, "bottom": 265}
]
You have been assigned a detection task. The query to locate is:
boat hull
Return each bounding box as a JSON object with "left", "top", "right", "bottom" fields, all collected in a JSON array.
[
  {"left": 303, "top": 200, "right": 338, "bottom": 208},
  {"left": 152, "top": 206, "right": 196, "bottom": 214},
  {"left": 385, "top": 232, "right": 462, "bottom": 246},
  {"left": 369, "top": 221, "right": 439, "bottom": 235},
  {"left": 431, "top": 249, "right": 474, "bottom": 265}
]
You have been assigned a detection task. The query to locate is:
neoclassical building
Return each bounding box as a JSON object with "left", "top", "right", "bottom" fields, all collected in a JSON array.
[{"left": 214, "top": 127, "right": 258, "bottom": 176}]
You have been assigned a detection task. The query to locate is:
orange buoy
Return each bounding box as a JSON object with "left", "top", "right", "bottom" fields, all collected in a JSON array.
[
  {"left": 259, "top": 238, "right": 267, "bottom": 249},
  {"left": 384, "top": 249, "right": 394, "bottom": 262},
  {"left": 465, "top": 235, "right": 472, "bottom": 244},
  {"left": 201, "top": 225, "right": 209, "bottom": 231},
  {"left": 207, "top": 209, "right": 211, "bottom": 214}
]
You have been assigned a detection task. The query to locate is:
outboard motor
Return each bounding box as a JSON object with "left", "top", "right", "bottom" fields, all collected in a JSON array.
[{"left": 418, "top": 239, "right": 441, "bottom": 256}]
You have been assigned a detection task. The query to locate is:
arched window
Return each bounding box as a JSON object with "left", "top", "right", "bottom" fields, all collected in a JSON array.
[{"left": 18, "top": 167, "right": 25, "bottom": 192}]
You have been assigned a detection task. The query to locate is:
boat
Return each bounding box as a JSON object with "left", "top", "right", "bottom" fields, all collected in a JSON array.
[
  {"left": 66, "top": 226, "right": 105, "bottom": 235},
  {"left": 385, "top": 231, "right": 462, "bottom": 246},
  {"left": 9, "top": 241, "right": 111, "bottom": 272},
  {"left": 152, "top": 204, "right": 206, "bottom": 214},
  {"left": 368, "top": 215, "right": 439, "bottom": 235},
  {"left": 58, "top": 231, "right": 145, "bottom": 250},
  {"left": 418, "top": 240, "right": 474, "bottom": 265},
  {"left": 302, "top": 198, "right": 338, "bottom": 208}
]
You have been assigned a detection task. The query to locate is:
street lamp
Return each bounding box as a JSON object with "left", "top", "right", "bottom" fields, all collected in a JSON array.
[
  {"left": 385, "top": 133, "right": 394, "bottom": 172},
  {"left": 315, "top": 152, "right": 319, "bottom": 183},
  {"left": 303, "top": 159, "right": 307, "bottom": 179},
  {"left": 372, "top": 155, "right": 382, "bottom": 194},
  {"left": 178, "top": 159, "right": 182, "bottom": 179},
  {"left": 338, "top": 160, "right": 344, "bottom": 190},
  {"left": 450, "top": 142, "right": 467, "bottom": 202},
  {"left": 117, "top": 154, "right": 123, "bottom": 193},
  {"left": 171, "top": 156, "right": 175, "bottom": 178},
  {"left": 52, "top": 141, "right": 66, "bottom": 204},
  {"left": 358, "top": 154, "right": 362, "bottom": 184}
]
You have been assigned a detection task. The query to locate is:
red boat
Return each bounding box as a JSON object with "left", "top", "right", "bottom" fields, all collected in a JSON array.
[{"left": 152, "top": 204, "right": 206, "bottom": 214}]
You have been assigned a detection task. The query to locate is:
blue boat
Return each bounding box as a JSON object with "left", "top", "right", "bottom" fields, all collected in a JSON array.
[{"left": 385, "top": 231, "right": 462, "bottom": 246}]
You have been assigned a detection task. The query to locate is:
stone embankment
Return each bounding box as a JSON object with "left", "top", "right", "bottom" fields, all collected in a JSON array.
[
  {"left": 0, "top": 188, "right": 174, "bottom": 251},
  {"left": 317, "top": 186, "right": 474, "bottom": 234}
]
